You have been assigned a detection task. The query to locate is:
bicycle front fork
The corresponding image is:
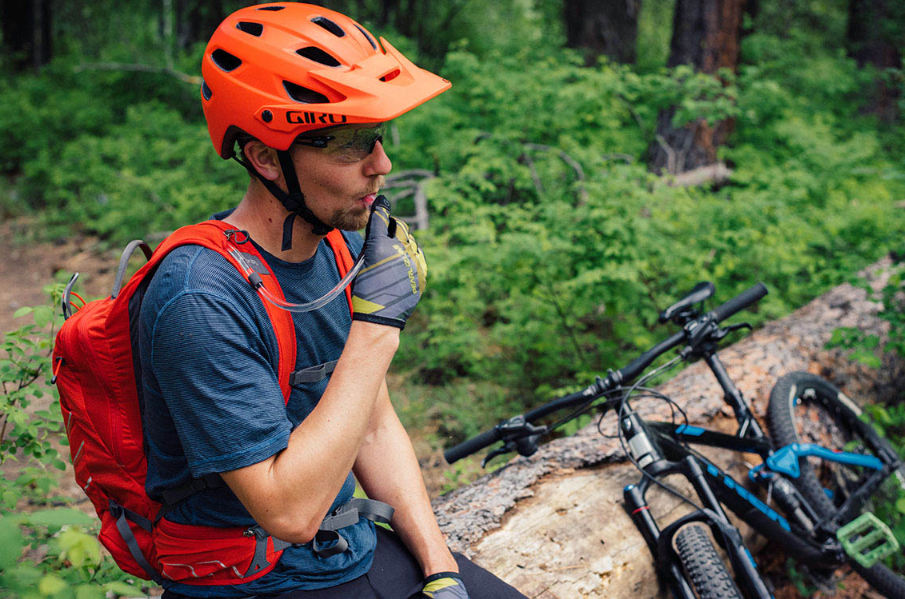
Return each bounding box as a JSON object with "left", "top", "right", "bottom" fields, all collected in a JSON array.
[{"left": 621, "top": 414, "right": 773, "bottom": 599}]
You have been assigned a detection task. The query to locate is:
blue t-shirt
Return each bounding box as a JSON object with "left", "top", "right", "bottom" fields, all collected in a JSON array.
[{"left": 138, "top": 219, "right": 370, "bottom": 596}]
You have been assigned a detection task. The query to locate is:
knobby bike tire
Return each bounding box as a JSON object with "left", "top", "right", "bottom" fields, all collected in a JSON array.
[
  {"left": 767, "top": 371, "right": 905, "bottom": 599},
  {"left": 674, "top": 523, "right": 744, "bottom": 599}
]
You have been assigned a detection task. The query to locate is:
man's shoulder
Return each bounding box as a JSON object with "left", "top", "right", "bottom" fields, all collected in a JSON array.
[{"left": 140, "top": 243, "right": 253, "bottom": 321}]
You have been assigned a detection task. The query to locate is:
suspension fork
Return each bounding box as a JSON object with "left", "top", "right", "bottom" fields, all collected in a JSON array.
[{"left": 621, "top": 409, "right": 773, "bottom": 598}]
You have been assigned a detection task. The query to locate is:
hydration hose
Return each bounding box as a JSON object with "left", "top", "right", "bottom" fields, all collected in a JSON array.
[{"left": 227, "top": 246, "right": 366, "bottom": 313}]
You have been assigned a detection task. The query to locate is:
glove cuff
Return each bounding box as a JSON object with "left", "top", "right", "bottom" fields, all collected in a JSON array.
[
  {"left": 423, "top": 572, "right": 463, "bottom": 585},
  {"left": 352, "top": 313, "right": 406, "bottom": 330}
]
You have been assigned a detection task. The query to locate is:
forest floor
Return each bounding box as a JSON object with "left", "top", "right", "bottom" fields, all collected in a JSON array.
[{"left": 0, "top": 217, "right": 880, "bottom": 598}]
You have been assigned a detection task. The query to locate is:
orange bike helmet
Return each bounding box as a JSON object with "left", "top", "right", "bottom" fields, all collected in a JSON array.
[
  {"left": 200, "top": 3, "right": 450, "bottom": 247},
  {"left": 201, "top": 2, "right": 451, "bottom": 159}
]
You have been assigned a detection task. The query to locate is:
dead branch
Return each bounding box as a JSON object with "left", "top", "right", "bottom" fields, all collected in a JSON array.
[
  {"left": 74, "top": 62, "right": 201, "bottom": 85},
  {"left": 520, "top": 153, "right": 545, "bottom": 198},
  {"left": 524, "top": 143, "right": 589, "bottom": 205},
  {"left": 413, "top": 182, "right": 430, "bottom": 230},
  {"left": 601, "top": 153, "right": 634, "bottom": 163},
  {"left": 385, "top": 170, "right": 435, "bottom": 186},
  {"left": 669, "top": 162, "right": 733, "bottom": 187},
  {"left": 382, "top": 170, "right": 435, "bottom": 230},
  {"left": 655, "top": 134, "right": 677, "bottom": 175}
]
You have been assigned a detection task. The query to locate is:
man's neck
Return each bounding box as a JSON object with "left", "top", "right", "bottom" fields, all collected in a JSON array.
[{"left": 226, "top": 189, "right": 323, "bottom": 263}]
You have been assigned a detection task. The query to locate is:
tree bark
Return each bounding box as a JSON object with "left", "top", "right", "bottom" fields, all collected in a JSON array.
[
  {"left": 174, "top": 0, "right": 225, "bottom": 51},
  {"left": 564, "top": 0, "right": 641, "bottom": 65},
  {"left": 847, "top": 0, "right": 903, "bottom": 124},
  {"left": 1, "top": 0, "right": 53, "bottom": 71},
  {"left": 649, "top": 0, "right": 746, "bottom": 174}
]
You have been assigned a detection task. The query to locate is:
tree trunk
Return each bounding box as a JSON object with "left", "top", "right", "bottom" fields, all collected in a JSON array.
[
  {"left": 649, "top": 0, "right": 746, "bottom": 174},
  {"left": 564, "top": 0, "right": 641, "bottom": 65},
  {"left": 174, "top": 0, "right": 225, "bottom": 51},
  {"left": 847, "top": 0, "right": 902, "bottom": 124},
  {"left": 1, "top": 0, "right": 53, "bottom": 71}
]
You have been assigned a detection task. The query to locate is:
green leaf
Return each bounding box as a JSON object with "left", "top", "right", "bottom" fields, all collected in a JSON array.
[
  {"left": 2, "top": 489, "right": 19, "bottom": 509},
  {"left": 58, "top": 528, "right": 102, "bottom": 566},
  {"left": 74, "top": 586, "right": 105, "bottom": 599},
  {"left": 103, "top": 581, "right": 141, "bottom": 597},
  {"left": 0, "top": 516, "right": 23, "bottom": 569},
  {"left": 896, "top": 498, "right": 905, "bottom": 515},
  {"left": 38, "top": 574, "right": 68, "bottom": 597},
  {"left": 23, "top": 508, "right": 95, "bottom": 530},
  {"left": 14, "top": 307, "right": 34, "bottom": 319},
  {"left": 33, "top": 306, "right": 53, "bottom": 329}
]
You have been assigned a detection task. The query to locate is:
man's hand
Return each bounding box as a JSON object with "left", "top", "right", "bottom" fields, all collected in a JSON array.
[
  {"left": 352, "top": 196, "right": 427, "bottom": 329},
  {"left": 420, "top": 572, "right": 470, "bottom": 598}
]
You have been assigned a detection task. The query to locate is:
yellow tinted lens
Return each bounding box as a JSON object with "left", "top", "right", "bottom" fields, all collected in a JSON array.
[{"left": 324, "top": 124, "right": 385, "bottom": 162}]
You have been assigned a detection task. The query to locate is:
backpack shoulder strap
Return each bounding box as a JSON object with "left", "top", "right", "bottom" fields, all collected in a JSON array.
[
  {"left": 324, "top": 229, "right": 355, "bottom": 317},
  {"left": 122, "top": 221, "right": 297, "bottom": 404}
]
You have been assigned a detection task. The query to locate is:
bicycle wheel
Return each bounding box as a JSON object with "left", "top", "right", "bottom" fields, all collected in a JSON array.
[
  {"left": 767, "top": 371, "right": 905, "bottom": 598},
  {"left": 674, "top": 523, "right": 744, "bottom": 599}
]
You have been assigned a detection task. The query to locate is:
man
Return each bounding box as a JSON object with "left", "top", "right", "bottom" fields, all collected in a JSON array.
[{"left": 138, "top": 4, "right": 525, "bottom": 599}]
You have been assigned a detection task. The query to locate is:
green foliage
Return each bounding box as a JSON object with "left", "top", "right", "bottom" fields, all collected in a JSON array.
[
  {"left": 3, "top": 0, "right": 904, "bottom": 459},
  {"left": 391, "top": 43, "right": 905, "bottom": 416},
  {"left": 1, "top": 295, "right": 143, "bottom": 599},
  {"left": 1, "top": 289, "right": 67, "bottom": 505},
  {"left": 31, "top": 102, "right": 245, "bottom": 240}
]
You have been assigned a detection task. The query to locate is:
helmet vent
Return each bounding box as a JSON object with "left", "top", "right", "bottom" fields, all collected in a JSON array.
[
  {"left": 236, "top": 21, "right": 263, "bottom": 36},
  {"left": 283, "top": 81, "right": 330, "bottom": 104},
  {"left": 311, "top": 16, "right": 345, "bottom": 37},
  {"left": 354, "top": 24, "right": 378, "bottom": 50},
  {"left": 211, "top": 49, "right": 242, "bottom": 72},
  {"left": 256, "top": 5, "right": 284, "bottom": 11},
  {"left": 380, "top": 69, "right": 400, "bottom": 82},
  {"left": 201, "top": 80, "right": 213, "bottom": 100},
  {"left": 296, "top": 47, "right": 341, "bottom": 67}
]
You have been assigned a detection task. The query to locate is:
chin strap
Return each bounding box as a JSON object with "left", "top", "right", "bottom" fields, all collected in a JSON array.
[{"left": 232, "top": 151, "right": 333, "bottom": 250}]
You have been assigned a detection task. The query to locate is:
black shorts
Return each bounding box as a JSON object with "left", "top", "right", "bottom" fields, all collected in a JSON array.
[{"left": 162, "top": 527, "right": 526, "bottom": 599}]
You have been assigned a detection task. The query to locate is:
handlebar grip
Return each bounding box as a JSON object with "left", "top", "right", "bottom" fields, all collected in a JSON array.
[
  {"left": 444, "top": 428, "right": 501, "bottom": 464},
  {"left": 711, "top": 283, "right": 768, "bottom": 323}
]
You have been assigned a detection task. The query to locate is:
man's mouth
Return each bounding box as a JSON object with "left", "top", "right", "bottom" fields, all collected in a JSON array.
[{"left": 360, "top": 193, "right": 377, "bottom": 207}]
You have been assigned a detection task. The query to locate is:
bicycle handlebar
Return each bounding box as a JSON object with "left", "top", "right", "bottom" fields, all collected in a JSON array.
[
  {"left": 710, "top": 283, "right": 768, "bottom": 324},
  {"left": 444, "top": 428, "right": 502, "bottom": 464},
  {"left": 444, "top": 282, "right": 768, "bottom": 464}
]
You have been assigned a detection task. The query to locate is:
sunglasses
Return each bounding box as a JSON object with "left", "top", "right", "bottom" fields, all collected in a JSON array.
[{"left": 294, "top": 122, "right": 386, "bottom": 163}]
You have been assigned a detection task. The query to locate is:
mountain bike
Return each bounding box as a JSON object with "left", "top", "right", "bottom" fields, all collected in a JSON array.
[{"left": 445, "top": 282, "right": 905, "bottom": 598}]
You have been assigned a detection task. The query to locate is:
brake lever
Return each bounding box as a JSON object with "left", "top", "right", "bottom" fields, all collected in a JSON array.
[
  {"left": 712, "top": 322, "right": 752, "bottom": 341},
  {"left": 481, "top": 416, "right": 546, "bottom": 467},
  {"left": 482, "top": 444, "right": 514, "bottom": 467}
]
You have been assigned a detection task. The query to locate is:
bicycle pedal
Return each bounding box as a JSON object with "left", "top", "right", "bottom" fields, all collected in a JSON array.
[{"left": 836, "top": 512, "right": 900, "bottom": 568}]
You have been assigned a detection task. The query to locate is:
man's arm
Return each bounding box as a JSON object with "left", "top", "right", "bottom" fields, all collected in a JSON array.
[
  {"left": 221, "top": 322, "right": 398, "bottom": 543},
  {"left": 353, "top": 381, "right": 458, "bottom": 576}
]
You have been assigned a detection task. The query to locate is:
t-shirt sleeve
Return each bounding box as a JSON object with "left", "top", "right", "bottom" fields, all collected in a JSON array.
[{"left": 149, "top": 290, "right": 291, "bottom": 478}]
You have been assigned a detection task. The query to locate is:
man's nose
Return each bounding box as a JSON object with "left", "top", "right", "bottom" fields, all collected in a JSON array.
[{"left": 364, "top": 139, "right": 392, "bottom": 176}]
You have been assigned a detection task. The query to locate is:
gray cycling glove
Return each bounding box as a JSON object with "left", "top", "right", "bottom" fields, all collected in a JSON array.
[
  {"left": 351, "top": 196, "right": 427, "bottom": 329},
  {"left": 420, "top": 572, "right": 470, "bottom": 599}
]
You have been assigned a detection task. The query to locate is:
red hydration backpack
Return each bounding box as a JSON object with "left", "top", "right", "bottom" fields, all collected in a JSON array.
[{"left": 52, "top": 220, "right": 354, "bottom": 585}]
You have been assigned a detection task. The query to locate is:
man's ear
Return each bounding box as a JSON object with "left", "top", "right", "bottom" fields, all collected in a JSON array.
[{"left": 243, "top": 140, "right": 281, "bottom": 181}]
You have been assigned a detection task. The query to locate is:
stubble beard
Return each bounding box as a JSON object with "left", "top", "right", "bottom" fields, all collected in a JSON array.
[{"left": 329, "top": 204, "right": 371, "bottom": 231}]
